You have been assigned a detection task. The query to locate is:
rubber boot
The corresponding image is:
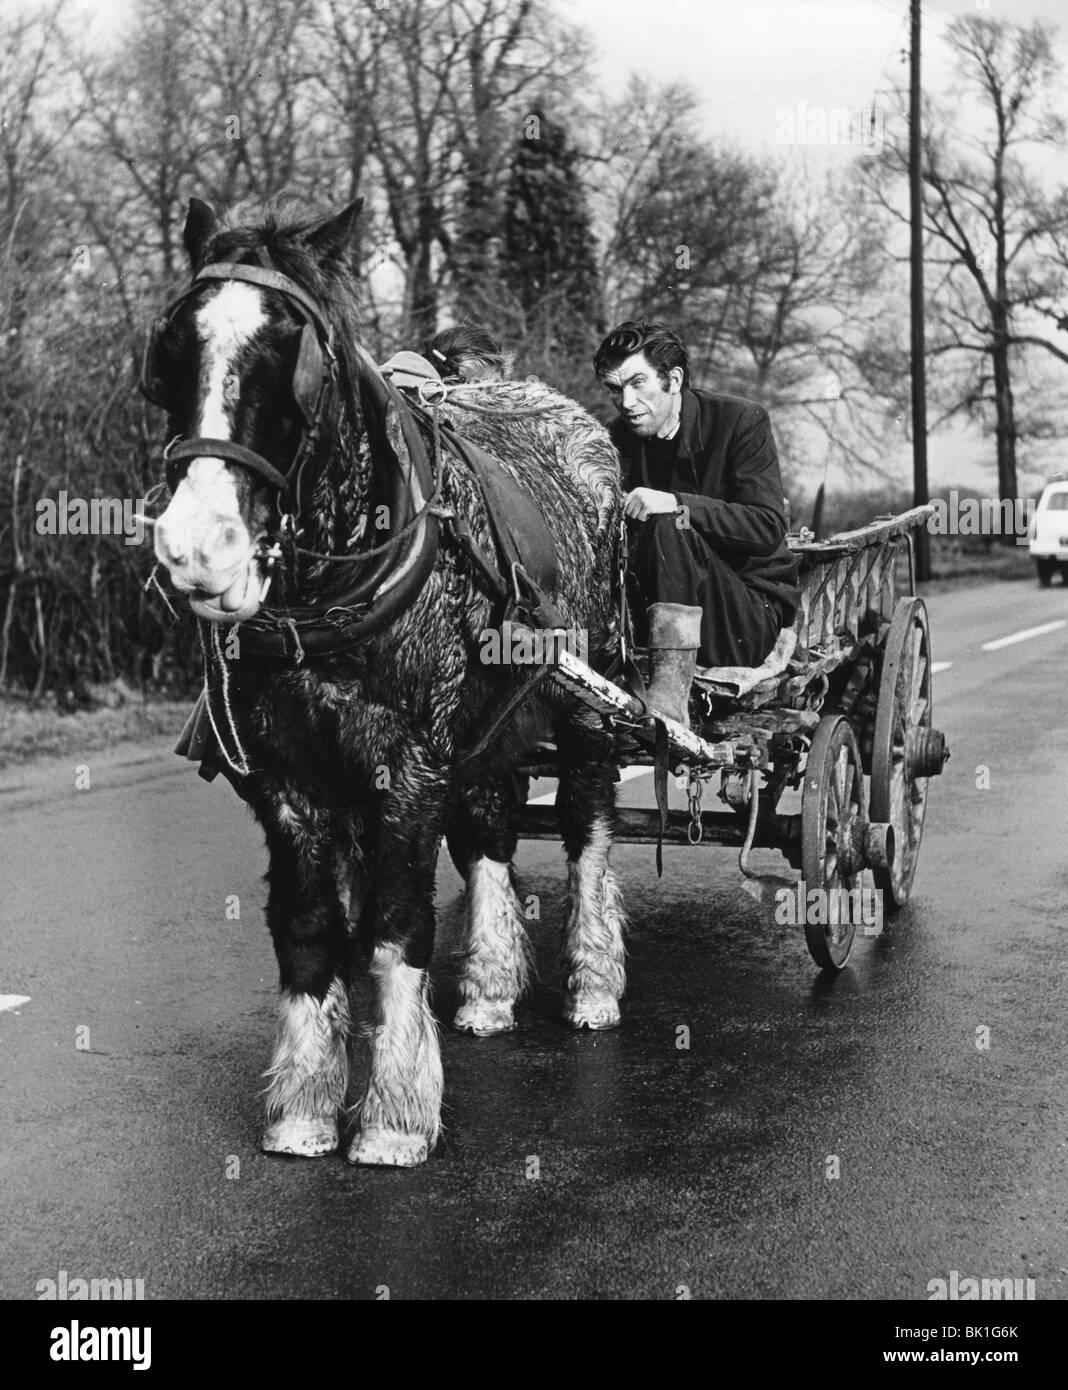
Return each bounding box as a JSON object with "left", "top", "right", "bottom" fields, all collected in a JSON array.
[{"left": 644, "top": 603, "right": 702, "bottom": 728}]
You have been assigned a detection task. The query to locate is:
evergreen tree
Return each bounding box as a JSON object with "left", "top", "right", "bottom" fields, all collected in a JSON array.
[{"left": 502, "top": 108, "right": 603, "bottom": 376}]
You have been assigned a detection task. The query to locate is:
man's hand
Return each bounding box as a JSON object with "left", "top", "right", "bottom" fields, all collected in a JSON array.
[{"left": 624, "top": 487, "right": 679, "bottom": 522}]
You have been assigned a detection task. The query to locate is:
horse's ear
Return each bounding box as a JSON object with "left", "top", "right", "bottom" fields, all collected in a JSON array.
[
  {"left": 303, "top": 198, "right": 364, "bottom": 265},
  {"left": 183, "top": 198, "right": 218, "bottom": 266}
]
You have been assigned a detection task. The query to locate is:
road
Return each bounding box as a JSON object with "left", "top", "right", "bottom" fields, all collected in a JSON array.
[{"left": 1, "top": 576, "right": 1066, "bottom": 1301}]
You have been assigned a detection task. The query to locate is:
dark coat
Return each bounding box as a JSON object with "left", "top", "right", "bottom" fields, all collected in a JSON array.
[{"left": 609, "top": 386, "right": 801, "bottom": 623}]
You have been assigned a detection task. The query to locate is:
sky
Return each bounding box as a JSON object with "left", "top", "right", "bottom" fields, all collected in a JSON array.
[
  {"left": 66, "top": 0, "right": 1068, "bottom": 495},
  {"left": 568, "top": 0, "right": 1068, "bottom": 151}
]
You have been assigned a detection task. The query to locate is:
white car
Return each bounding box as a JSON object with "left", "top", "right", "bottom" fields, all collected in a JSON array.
[{"left": 1030, "top": 482, "right": 1068, "bottom": 586}]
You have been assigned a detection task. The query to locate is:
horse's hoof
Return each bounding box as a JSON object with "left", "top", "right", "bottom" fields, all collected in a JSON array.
[
  {"left": 262, "top": 1116, "right": 338, "bottom": 1157},
  {"left": 453, "top": 998, "right": 516, "bottom": 1036},
  {"left": 564, "top": 992, "right": 621, "bottom": 1031},
  {"left": 347, "top": 1127, "right": 429, "bottom": 1167}
]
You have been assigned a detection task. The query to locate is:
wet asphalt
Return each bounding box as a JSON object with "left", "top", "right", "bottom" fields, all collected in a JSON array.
[{"left": 1, "top": 577, "right": 1066, "bottom": 1301}]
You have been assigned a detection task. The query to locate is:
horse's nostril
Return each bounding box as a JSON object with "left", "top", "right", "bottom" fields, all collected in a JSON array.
[
  {"left": 157, "top": 526, "right": 187, "bottom": 566},
  {"left": 221, "top": 524, "right": 241, "bottom": 548}
]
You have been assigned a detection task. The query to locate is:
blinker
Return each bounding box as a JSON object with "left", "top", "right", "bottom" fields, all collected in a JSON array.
[
  {"left": 292, "top": 323, "right": 324, "bottom": 426},
  {"left": 140, "top": 260, "right": 335, "bottom": 501}
]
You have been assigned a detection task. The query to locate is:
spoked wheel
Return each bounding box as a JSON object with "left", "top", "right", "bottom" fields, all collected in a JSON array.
[
  {"left": 870, "top": 596, "right": 943, "bottom": 910},
  {"left": 801, "top": 714, "right": 868, "bottom": 971}
]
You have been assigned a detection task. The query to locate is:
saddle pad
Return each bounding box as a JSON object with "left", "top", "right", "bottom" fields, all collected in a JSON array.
[
  {"left": 694, "top": 626, "right": 797, "bottom": 697},
  {"left": 443, "top": 428, "right": 559, "bottom": 602},
  {"left": 379, "top": 351, "right": 441, "bottom": 391}
]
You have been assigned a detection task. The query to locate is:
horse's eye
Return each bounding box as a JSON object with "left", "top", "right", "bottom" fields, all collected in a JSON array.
[{"left": 142, "top": 322, "right": 195, "bottom": 414}]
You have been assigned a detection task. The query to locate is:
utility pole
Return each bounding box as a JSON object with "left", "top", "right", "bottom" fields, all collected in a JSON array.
[{"left": 910, "top": 0, "right": 930, "bottom": 581}]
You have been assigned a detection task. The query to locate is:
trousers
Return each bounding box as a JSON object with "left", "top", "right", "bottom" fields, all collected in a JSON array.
[{"left": 627, "top": 515, "right": 783, "bottom": 668}]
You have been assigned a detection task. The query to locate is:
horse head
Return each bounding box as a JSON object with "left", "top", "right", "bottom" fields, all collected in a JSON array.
[{"left": 147, "top": 197, "right": 365, "bottom": 623}]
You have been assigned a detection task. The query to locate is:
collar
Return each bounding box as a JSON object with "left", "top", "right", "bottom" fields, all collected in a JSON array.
[
  {"left": 655, "top": 393, "right": 683, "bottom": 441},
  {"left": 674, "top": 387, "right": 703, "bottom": 462}
]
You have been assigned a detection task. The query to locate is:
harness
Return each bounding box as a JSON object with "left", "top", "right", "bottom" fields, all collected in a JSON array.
[
  {"left": 149, "top": 256, "right": 564, "bottom": 769},
  {"left": 143, "top": 259, "right": 336, "bottom": 500},
  {"left": 143, "top": 256, "right": 562, "bottom": 660}
]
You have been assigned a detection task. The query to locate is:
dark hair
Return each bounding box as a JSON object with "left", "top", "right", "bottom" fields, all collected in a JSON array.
[
  {"left": 424, "top": 324, "right": 507, "bottom": 383},
  {"left": 592, "top": 319, "right": 689, "bottom": 389}
]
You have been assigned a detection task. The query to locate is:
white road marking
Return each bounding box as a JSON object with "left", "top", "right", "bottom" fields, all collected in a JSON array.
[
  {"left": 528, "top": 763, "right": 650, "bottom": 806},
  {"left": 0, "top": 994, "right": 30, "bottom": 1012},
  {"left": 932, "top": 661, "right": 953, "bottom": 674},
  {"left": 981, "top": 620, "right": 1066, "bottom": 652},
  {"left": 617, "top": 764, "right": 653, "bottom": 785}
]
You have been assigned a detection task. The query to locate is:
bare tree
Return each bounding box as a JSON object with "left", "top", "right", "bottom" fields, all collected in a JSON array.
[
  {"left": 861, "top": 14, "right": 1068, "bottom": 505},
  {"left": 0, "top": 0, "right": 86, "bottom": 695},
  {"left": 321, "top": 0, "right": 592, "bottom": 343},
  {"left": 591, "top": 80, "right": 902, "bottom": 480}
]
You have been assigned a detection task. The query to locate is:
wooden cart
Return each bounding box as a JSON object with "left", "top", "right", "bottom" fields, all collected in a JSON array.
[{"left": 513, "top": 505, "right": 950, "bottom": 971}]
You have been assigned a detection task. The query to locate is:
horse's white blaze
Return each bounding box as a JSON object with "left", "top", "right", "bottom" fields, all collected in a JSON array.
[
  {"left": 561, "top": 814, "right": 626, "bottom": 1028},
  {"left": 351, "top": 943, "right": 442, "bottom": 1161},
  {"left": 454, "top": 856, "right": 531, "bottom": 1035},
  {"left": 153, "top": 282, "right": 267, "bottom": 606},
  {"left": 196, "top": 280, "right": 268, "bottom": 438},
  {"left": 262, "top": 977, "right": 351, "bottom": 1127}
]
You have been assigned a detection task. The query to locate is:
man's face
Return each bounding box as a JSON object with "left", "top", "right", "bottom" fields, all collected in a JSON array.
[{"left": 601, "top": 351, "right": 682, "bottom": 437}]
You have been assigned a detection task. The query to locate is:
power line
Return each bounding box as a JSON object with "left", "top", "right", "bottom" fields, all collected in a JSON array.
[{"left": 702, "top": 48, "right": 908, "bottom": 110}]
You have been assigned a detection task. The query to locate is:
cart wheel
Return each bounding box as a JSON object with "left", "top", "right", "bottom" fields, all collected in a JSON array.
[
  {"left": 801, "top": 714, "right": 866, "bottom": 971},
  {"left": 870, "top": 596, "right": 932, "bottom": 910}
]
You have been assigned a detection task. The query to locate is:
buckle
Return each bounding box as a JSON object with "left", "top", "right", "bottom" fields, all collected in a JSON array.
[
  {"left": 417, "top": 377, "right": 449, "bottom": 407},
  {"left": 510, "top": 560, "right": 529, "bottom": 605}
]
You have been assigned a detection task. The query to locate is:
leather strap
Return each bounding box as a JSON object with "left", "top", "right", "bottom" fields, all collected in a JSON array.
[
  {"left": 653, "top": 719, "right": 669, "bottom": 877},
  {"left": 452, "top": 663, "right": 554, "bottom": 773},
  {"left": 166, "top": 437, "right": 290, "bottom": 493},
  {"left": 195, "top": 262, "right": 333, "bottom": 340},
  {"left": 234, "top": 359, "right": 443, "bottom": 659}
]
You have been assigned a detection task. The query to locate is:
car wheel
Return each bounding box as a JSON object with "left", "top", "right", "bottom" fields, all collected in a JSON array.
[{"left": 1037, "top": 558, "right": 1054, "bottom": 587}]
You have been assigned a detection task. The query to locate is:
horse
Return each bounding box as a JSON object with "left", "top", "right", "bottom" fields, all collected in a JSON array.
[{"left": 146, "top": 197, "right": 628, "bottom": 1166}]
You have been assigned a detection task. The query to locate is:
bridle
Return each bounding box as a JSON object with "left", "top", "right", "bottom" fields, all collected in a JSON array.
[
  {"left": 141, "top": 254, "right": 340, "bottom": 509},
  {"left": 141, "top": 253, "right": 445, "bottom": 659}
]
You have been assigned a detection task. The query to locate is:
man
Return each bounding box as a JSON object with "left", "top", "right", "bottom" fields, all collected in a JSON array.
[{"left": 593, "top": 319, "right": 800, "bottom": 727}]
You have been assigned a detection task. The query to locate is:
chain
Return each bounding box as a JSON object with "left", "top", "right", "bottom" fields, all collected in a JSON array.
[
  {"left": 617, "top": 515, "right": 630, "bottom": 665},
  {"left": 687, "top": 771, "right": 704, "bottom": 845}
]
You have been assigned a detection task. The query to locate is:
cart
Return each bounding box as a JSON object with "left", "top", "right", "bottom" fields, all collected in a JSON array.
[{"left": 512, "top": 504, "right": 950, "bottom": 971}]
